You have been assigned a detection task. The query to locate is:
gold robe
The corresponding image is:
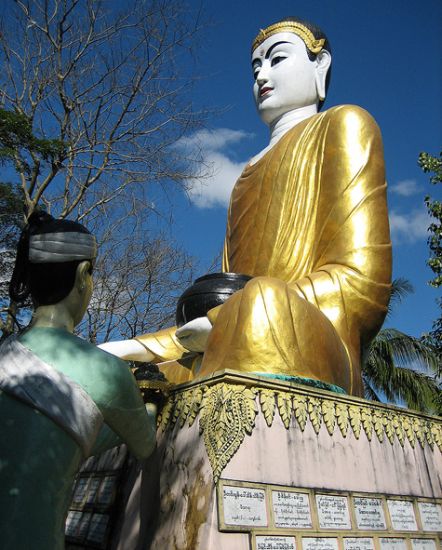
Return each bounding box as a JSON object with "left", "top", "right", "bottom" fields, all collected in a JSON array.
[{"left": 137, "top": 105, "right": 392, "bottom": 396}]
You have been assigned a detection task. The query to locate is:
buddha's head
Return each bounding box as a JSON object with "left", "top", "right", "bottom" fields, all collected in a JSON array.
[
  {"left": 10, "top": 211, "right": 97, "bottom": 327},
  {"left": 251, "top": 17, "right": 332, "bottom": 125}
]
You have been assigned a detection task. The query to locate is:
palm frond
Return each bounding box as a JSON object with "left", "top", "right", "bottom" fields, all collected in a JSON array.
[
  {"left": 362, "top": 276, "right": 441, "bottom": 414},
  {"left": 362, "top": 377, "right": 382, "bottom": 402},
  {"left": 368, "top": 328, "right": 439, "bottom": 372},
  {"left": 387, "top": 278, "right": 414, "bottom": 317},
  {"left": 364, "top": 328, "right": 441, "bottom": 413}
]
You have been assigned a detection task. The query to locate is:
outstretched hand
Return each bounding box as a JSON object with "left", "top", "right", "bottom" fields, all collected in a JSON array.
[{"left": 175, "top": 316, "right": 212, "bottom": 352}]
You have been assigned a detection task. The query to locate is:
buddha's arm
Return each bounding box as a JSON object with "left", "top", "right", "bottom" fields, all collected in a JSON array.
[
  {"left": 99, "top": 326, "right": 189, "bottom": 363},
  {"left": 99, "top": 338, "right": 155, "bottom": 361},
  {"left": 135, "top": 326, "right": 188, "bottom": 362},
  {"left": 289, "top": 106, "right": 391, "bottom": 340}
]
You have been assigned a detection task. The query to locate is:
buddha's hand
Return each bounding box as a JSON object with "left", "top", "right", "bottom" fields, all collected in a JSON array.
[
  {"left": 98, "top": 339, "right": 154, "bottom": 362},
  {"left": 175, "top": 316, "right": 212, "bottom": 352}
]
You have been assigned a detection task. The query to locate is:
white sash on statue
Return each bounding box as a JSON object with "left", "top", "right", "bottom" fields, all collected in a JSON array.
[{"left": 0, "top": 336, "right": 103, "bottom": 456}]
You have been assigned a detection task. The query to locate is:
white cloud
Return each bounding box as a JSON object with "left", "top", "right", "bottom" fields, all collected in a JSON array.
[
  {"left": 389, "top": 208, "right": 430, "bottom": 243},
  {"left": 390, "top": 179, "right": 420, "bottom": 196},
  {"left": 177, "top": 128, "right": 252, "bottom": 208},
  {"left": 177, "top": 128, "right": 249, "bottom": 152},
  {"left": 187, "top": 151, "right": 247, "bottom": 208}
]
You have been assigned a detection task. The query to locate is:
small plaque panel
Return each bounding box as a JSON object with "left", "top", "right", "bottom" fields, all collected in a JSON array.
[
  {"left": 417, "top": 502, "right": 442, "bottom": 531},
  {"left": 97, "top": 475, "right": 117, "bottom": 505},
  {"left": 223, "top": 485, "right": 268, "bottom": 527},
  {"left": 87, "top": 513, "right": 109, "bottom": 544},
  {"left": 316, "top": 495, "right": 351, "bottom": 529},
  {"left": 301, "top": 537, "right": 339, "bottom": 550},
  {"left": 72, "top": 478, "right": 89, "bottom": 504},
  {"left": 379, "top": 538, "right": 407, "bottom": 550},
  {"left": 85, "top": 477, "right": 101, "bottom": 504},
  {"left": 343, "top": 538, "right": 375, "bottom": 550},
  {"left": 217, "top": 478, "right": 442, "bottom": 550},
  {"left": 354, "top": 497, "right": 386, "bottom": 530},
  {"left": 411, "top": 539, "right": 437, "bottom": 550},
  {"left": 65, "top": 510, "right": 82, "bottom": 537},
  {"left": 77, "top": 512, "right": 92, "bottom": 538},
  {"left": 387, "top": 500, "right": 417, "bottom": 531},
  {"left": 255, "top": 535, "right": 297, "bottom": 550},
  {"left": 272, "top": 491, "right": 312, "bottom": 528}
]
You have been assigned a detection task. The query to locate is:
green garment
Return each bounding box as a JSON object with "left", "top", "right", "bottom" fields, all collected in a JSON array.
[{"left": 0, "top": 327, "right": 155, "bottom": 550}]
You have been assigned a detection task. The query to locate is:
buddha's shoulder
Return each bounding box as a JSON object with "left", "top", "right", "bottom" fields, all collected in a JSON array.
[{"left": 322, "top": 104, "right": 380, "bottom": 131}]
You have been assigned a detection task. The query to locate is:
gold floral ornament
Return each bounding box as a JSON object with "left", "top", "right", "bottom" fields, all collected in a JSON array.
[
  {"left": 252, "top": 21, "right": 325, "bottom": 54},
  {"left": 156, "top": 377, "right": 441, "bottom": 483},
  {"left": 199, "top": 384, "right": 258, "bottom": 483}
]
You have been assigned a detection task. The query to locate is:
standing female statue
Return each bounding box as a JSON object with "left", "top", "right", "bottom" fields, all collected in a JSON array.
[
  {"left": 0, "top": 212, "right": 157, "bottom": 549},
  {"left": 101, "top": 17, "right": 392, "bottom": 397}
]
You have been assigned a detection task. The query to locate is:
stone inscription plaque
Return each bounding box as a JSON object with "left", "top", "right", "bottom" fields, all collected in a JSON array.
[
  {"left": 272, "top": 491, "right": 312, "bottom": 528},
  {"left": 354, "top": 497, "right": 386, "bottom": 530},
  {"left": 379, "top": 538, "right": 407, "bottom": 550},
  {"left": 387, "top": 500, "right": 417, "bottom": 531},
  {"left": 411, "top": 539, "right": 437, "bottom": 550},
  {"left": 302, "top": 537, "right": 339, "bottom": 550},
  {"left": 316, "top": 495, "right": 351, "bottom": 529},
  {"left": 417, "top": 502, "right": 442, "bottom": 531},
  {"left": 256, "top": 535, "right": 297, "bottom": 550},
  {"left": 222, "top": 486, "right": 267, "bottom": 527},
  {"left": 343, "top": 537, "right": 375, "bottom": 550}
]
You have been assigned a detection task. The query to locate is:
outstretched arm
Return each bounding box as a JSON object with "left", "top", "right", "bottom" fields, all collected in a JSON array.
[{"left": 98, "top": 339, "right": 154, "bottom": 362}]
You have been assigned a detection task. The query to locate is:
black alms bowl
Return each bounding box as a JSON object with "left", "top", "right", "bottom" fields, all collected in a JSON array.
[{"left": 176, "top": 272, "right": 252, "bottom": 327}]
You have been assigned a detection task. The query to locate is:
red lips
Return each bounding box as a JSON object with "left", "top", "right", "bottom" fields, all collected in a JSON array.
[{"left": 260, "top": 86, "right": 273, "bottom": 97}]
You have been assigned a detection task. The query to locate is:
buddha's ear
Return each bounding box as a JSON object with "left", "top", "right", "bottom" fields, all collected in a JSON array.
[{"left": 315, "top": 50, "right": 331, "bottom": 101}]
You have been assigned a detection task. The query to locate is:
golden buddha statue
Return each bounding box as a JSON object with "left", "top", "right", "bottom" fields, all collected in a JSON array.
[{"left": 100, "top": 17, "right": 392, "bottom": 397}]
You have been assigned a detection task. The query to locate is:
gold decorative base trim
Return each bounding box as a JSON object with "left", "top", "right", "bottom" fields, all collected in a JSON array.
[{"left": 156, "top": 370, "right": 442, "bottom": 483}]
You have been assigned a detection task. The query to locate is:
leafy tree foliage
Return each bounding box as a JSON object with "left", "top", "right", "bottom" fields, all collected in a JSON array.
[
  {"left": 418, "top": 151, "right": 441, "bottom": 370},
  {"left": 363, "top": 328, "right": 440, "bottom": 413},
  {"left": 0, "top": 109, "right": 65, "bottom": 172},
  {"left": 363, "top": 278, "right": 440, "bottom": 414},
  {"left": 419, "top": 151, "right": 442, "bottom": 287},
  {"left": 0, "top": 109, "right": 64, "bottom": 334}
]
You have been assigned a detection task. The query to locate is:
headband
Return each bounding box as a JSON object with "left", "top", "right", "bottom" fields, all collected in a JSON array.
[
  {"left": 252, "top": 21, "right": 325, "bottom": 55},
  {"left": 29, "top": 231, "right": 97, "bottom": 263}
]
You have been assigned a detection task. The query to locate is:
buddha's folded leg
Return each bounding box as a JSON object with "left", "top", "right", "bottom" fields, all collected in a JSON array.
[{"left": 198, "top": 276, "right": 352, "bottom": 392}]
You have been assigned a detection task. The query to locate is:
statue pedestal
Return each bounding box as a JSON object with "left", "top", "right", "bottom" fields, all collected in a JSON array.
[{"left": 114, "top": 371, "right": 442, "bottom": 550}]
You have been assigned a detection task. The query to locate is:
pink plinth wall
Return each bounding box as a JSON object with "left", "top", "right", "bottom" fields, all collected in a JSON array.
[{"left": 112, "top": 372, "right": 442, "bottom": 550}]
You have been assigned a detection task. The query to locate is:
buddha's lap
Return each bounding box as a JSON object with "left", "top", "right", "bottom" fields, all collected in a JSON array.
[{"left": 198, "top": 276, "right": 352, "bottom": 390}]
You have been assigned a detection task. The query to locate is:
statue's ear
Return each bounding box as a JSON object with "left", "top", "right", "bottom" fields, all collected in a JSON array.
[
  {"left": 315, "top": 50, "right": 331, "bottom": 101},
  {"left": 75, "top": 261, "right": 91, "bottom": 294}
]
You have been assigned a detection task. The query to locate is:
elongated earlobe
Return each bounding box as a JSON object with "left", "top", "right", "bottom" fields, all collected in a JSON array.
[{"left": 315, "top": 50, "right": 331, "bottom": 101}]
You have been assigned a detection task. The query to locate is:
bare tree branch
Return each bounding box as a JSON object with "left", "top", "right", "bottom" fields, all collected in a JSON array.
[{"left": 0, "top": 0, "right": 211, "bottom": 339}]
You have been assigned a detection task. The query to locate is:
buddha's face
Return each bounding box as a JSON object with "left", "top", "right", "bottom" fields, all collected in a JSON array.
[{"left": 252, "top": 32, "right": 320, "bottom": 125}]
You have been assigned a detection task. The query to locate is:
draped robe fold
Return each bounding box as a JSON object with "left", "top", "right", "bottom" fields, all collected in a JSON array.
[{"left": 137, "top": 105, "right": 392, "bottom": 396}]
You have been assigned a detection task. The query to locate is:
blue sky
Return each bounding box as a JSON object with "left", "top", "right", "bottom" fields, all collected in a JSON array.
[{"left": 167, "top": 0, "right": 441, "bottom": 339}]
